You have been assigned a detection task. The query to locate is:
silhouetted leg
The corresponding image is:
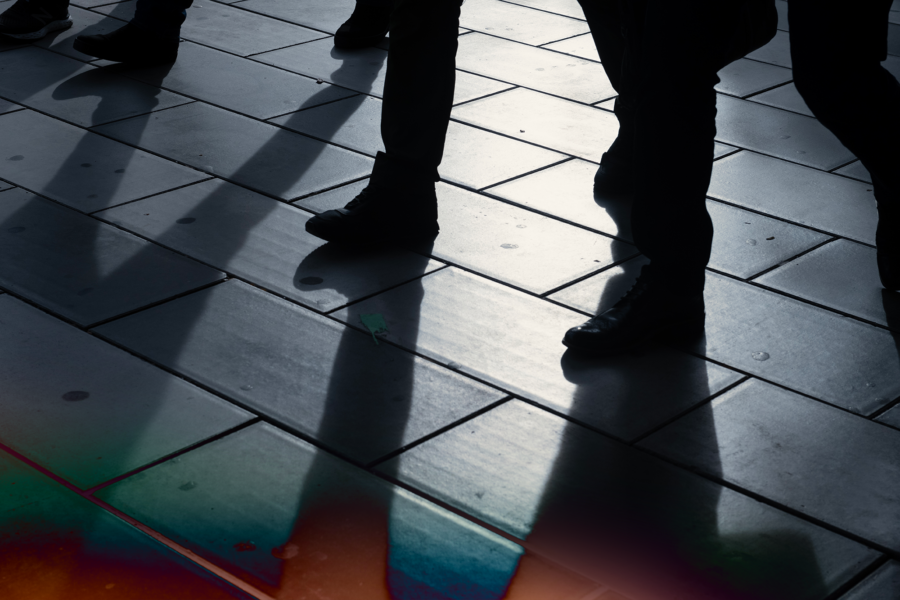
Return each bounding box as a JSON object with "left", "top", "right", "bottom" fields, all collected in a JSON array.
[
  {"left": 578, "top": 0, "right": 634, "bottom": 182},
  {"left": 381, "top": 0, "right": 463, "bottom": 181},
  {"left": 132, "top": 0, "right": 194, "bottom": 41},
  {"left": 335, "top": 0, "right": 393, "bottom": 49},
  {"left": 790, "top": 0, "right": 900, "bottom": 289}
]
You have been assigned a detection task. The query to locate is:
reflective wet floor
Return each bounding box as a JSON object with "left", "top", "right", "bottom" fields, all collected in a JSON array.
[{"left": 2, "top": 0, "right": 900, "bottom": 598}]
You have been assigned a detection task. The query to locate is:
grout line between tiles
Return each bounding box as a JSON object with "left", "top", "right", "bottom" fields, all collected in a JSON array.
[
  {"left": 745, "top": 235, "right": 838, "bottom": 282},
  {"left": 826, "top": 555, "right": 891, "bottom": 600}
]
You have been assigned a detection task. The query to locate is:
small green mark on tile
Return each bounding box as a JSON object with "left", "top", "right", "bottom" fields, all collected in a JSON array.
[{"left": 360, "top": 313, "right": 388, "bottom": 345}]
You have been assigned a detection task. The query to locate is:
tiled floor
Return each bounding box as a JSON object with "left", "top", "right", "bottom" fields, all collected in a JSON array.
[{"left": 2, "top": 0, "right": 899, "bottom": 598}]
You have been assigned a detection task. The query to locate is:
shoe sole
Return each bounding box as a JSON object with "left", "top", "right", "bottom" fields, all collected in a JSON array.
[
  {"left": 333, "top": 28, "right": 389, "bottom": 49},
  {"left": 562, "top": 314, "right": 706, "bottom": 356},
  {"left": 72, "top": 37, "right": 178, "bottom": 64},
  {"left": 305, "top": 215, "right": 438, "bottom": 247},
  {"left": 2, "top": 17, "right": 72, "bottom": 40}
]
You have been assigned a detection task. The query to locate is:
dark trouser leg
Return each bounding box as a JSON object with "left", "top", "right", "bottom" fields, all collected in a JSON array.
[
  {"left": 132, "top": 0, "right": 194, "bottom": 41},
  {"left": 789, "top": 0, "right": 899, "bottom": 207},
  {"left": 578, "top": 0, "right": 633, "bottom": 173},
  {"left": 626, "top": 0, "right": 740, "bottom": 293},
  {"left": 380, "top": 0, "right": 463, "bottom": 182}
]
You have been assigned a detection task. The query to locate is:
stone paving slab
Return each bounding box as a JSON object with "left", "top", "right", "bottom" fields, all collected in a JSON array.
[
  {"left": 93, "top": 101, "right": 374, "bottom": 201},
  {"left": 709, "top": 151, "right": 877, "bottom": 245},
  {"left": 95, "top": 422, "right": 598, "bottom": 598},
  {"left": 0, "top": 47, "right": 192, "bottom": 127},
  {"left": 641, "top": 378, "right": 900, "bottom": 552},
  {"left": 841, "top": 561, "right": 900, "bottom": 600},
  {"left": 252, "top": 38, "right": 388, "bottom": 97},
  {"left": 92, "top": 0, "right": 327, "bottom": 56},
  {"left": 503, "top": 0, "right": 585, "bottom": 19},
  {"left": 756, "top": 239, "right": 900, "bottom": 329},
  {"left": 0, "top": 97, "right": 23, "bottom": 114},
  {"left": 0, "top": 109, "right": 208, "bottom": 213},
  {"left": 750, "top": 82, "right": 814, "bottom": 117},
  {"left": 96, "top": 178, "right": 446, "bottom": 312},
  {"left": 879, "top": 404, "right": 900, "bottom": 431},
  {"left": 458, "top": 0, "right": 590, "bottom": 46},
  {"left": 716, "top": 58, "right": 794, "bottom": 98},
  {"left": 0, "top": 187, "right": 224, "bottom": 326},
  {"left": 488, "top": 158, "right": 831, "bottom": 279},
  {"left": 379, "top": 399, "right": 877, "bottom": 600},
  {"left": 835, "top": 160, "right": 872, "bottom": 184},
  {"left": 746, "top": 29, "right": 792, "bottom": 68},
  {"left": 0, "top": 294, "right": 252, "bottom": 489},
  {"left": 543, "top": 33, "right": 598, "bottom": 62},
  {"left": 99, "top": 41, "right": 356, "bottom": 120},
  {"left": 93, "top": 280, "right": 505, "bottom": 464},
  {"left": 453, "top": 88, "right": 619, "bottom": 162},
  {"left": 457, "top": 33, "right": 615, "bottom": 104},
  {"left": 333, "top": 267, "right": 741, "bottom": 442},
  {"left": 715, "top": 95, "right": 854, "bottom": 171},
  {"left": 270, "top": 95, "right": 566, "bottom": 190},
  {"left": 0, "top": 451, "right": 256, "bottom": 599},
  {"left": 236, "top": 0, "right": 356, "bottom": 34}
]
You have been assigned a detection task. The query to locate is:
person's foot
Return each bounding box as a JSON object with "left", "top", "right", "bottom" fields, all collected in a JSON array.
[
  {"left": 877, "top": 203, "right": 899, "bottom": 290},
  {"left": 334, "top": 2, "right": 390, "bottom": 49},
  {"left": 562, "top": 265, "right": 705, "bottom": 355},
  {"left": 305, "top": 152, "right": 439, "bottom": 246},
  {"left": 73, "top": 22, "right": 178, "bottom": 64},
  {"left": 0, "top": 0, "right": 72, "bottom": 40}
]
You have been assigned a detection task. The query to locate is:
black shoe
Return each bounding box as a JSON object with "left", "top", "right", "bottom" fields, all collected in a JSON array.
[
  {"left": 305, "top": 153, "right": 439, "bottom": 246},
  {"left": 73, "top": 23, "right": 178, "bottom": 64},
  {"left": 562, "top": 265, "right": 705, "bottom": 355},
  {"left": 0, "top": 0, "right": 71, "bottom": 40},
  {"left": 877, "top": 203, "right": 899, "bottom": 290},
  {"left": 334, "top": 2, "right": 390, "bottom": 49}
]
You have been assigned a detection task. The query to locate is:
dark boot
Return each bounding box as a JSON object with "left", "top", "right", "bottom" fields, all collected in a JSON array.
[
  {"left": 73, "top": 22, "right": 179, "bottom": 64},
  {"left": 334, "top": 1, "right": 391, "bottom": 49},
  {"left": 305, "top": 152, "right": 439, "bottom": 246},
  {"left": 562, "top": 265, "right": 705, "bottom": 355}
]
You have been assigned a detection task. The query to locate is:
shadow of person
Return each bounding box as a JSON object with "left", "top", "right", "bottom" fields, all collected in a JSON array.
[{"left": 226, "top": 242, "right": 435, "bottom": 599}]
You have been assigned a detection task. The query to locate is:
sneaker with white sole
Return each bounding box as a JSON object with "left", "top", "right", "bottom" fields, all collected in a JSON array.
[{"left": 0, "top": 0, "right": 72, "bottom": 40}]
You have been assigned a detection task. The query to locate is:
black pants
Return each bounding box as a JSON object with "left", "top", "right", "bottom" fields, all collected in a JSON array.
[{"left": 789, "top": 0, "right": 899, "bottom": 218}]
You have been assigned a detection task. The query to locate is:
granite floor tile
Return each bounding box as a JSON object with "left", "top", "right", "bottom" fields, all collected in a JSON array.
[
  {"left": 452, "top": 70, "right": 516, "bottom": 105},
  {"left": 640, "top": 378, "right": 900, "bottom": 552},
  {"left": 502, "top": 0, "right": 585, "bottom": 19},
  {"left": 489, "top": 159, "right": 829, "bottom": 279},
  {"left": 236, "top": 0, "right": 356, "bottom": 33},
  {"left": 458, "top": 0, "right": 589, "bottom": 46},
  {"left": 332, "top": 267, "right": 741, "bottom": 441},
  {"left": 890, "top": 23, "right": 899, "bottom": 56},
  {"left": 755, "top": 239, "right": 900, "bottom": 328},
  {"left": 841, "top": 561, "right": 900, "bottom": 600},
  {"left": 0, "top": 188, "right": 224, "bottom": 325},
  {"left": 715, "top": 58, "right": 793, "bottom": 98},
  {"left": 251, "top": 37, "right": 387, "bottom": 97},
  {"left": 879, "top": 404, "right": 900, "bottom": 431},
  {"left": 101, "top": 41, "right": 355, "bottom": 120},
  {"left": 834, "top": 160, "right": 872, "bottom": 184},
  {"left": 0, "top": 97, "right": 23, "bottom": 114},
  {"left": 750, "top": 82, "right": 814, "bottom": 117},
  {"left": 709, "top": 151, "right": 877, "bottom": 245},
  {"left": 715, "top": 95, "right": 854, "bottom": 171},
  {"left": 92, "top": 0, "right": 327, "bottom": 56},
  {"left": 457, "top": 33, "right": 615, "bottom": 103},
  {"left": 94, "top": 280, "right": 504, "bottom": 464},
  {"left": 542, "top": 33, "right": 599, "bottom": 62},
  {"left": 776, "top": 0, "right": 788, "bottom": 30},
  {"left": 271, "top": 96, "right": 565, "bottom": 189},
  {"left": 0, "top": 109, "right": 207, "bottom": 212},
  {"left": 0, "top": 47, "right": 191, "bottom": 127},
  {"left": 379, "top": 400, "right": 875, "bottom": 600},
  {"left": 96, "top": 178, "right": 445, "bottom": 312},
  {"left": 745, "top": 29, "right": 792, "bottom": 68},
  {"left": 96, "top": 422, "right": 596, "bottom": 599},
  {"left": 0, "top": 452, "right": 255, "bottom": 599},
  {"left": 687, "top": 272, "right": 900, "bottom": 415},
  {"left": 0, "top": 295, "right": 251, "bottom": 489},
  {"left": 94, "top": 102, "right": 373, "bottom": 201},
  {"left": 453, "top": 88, "right": 619, "bottom": 162}
]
